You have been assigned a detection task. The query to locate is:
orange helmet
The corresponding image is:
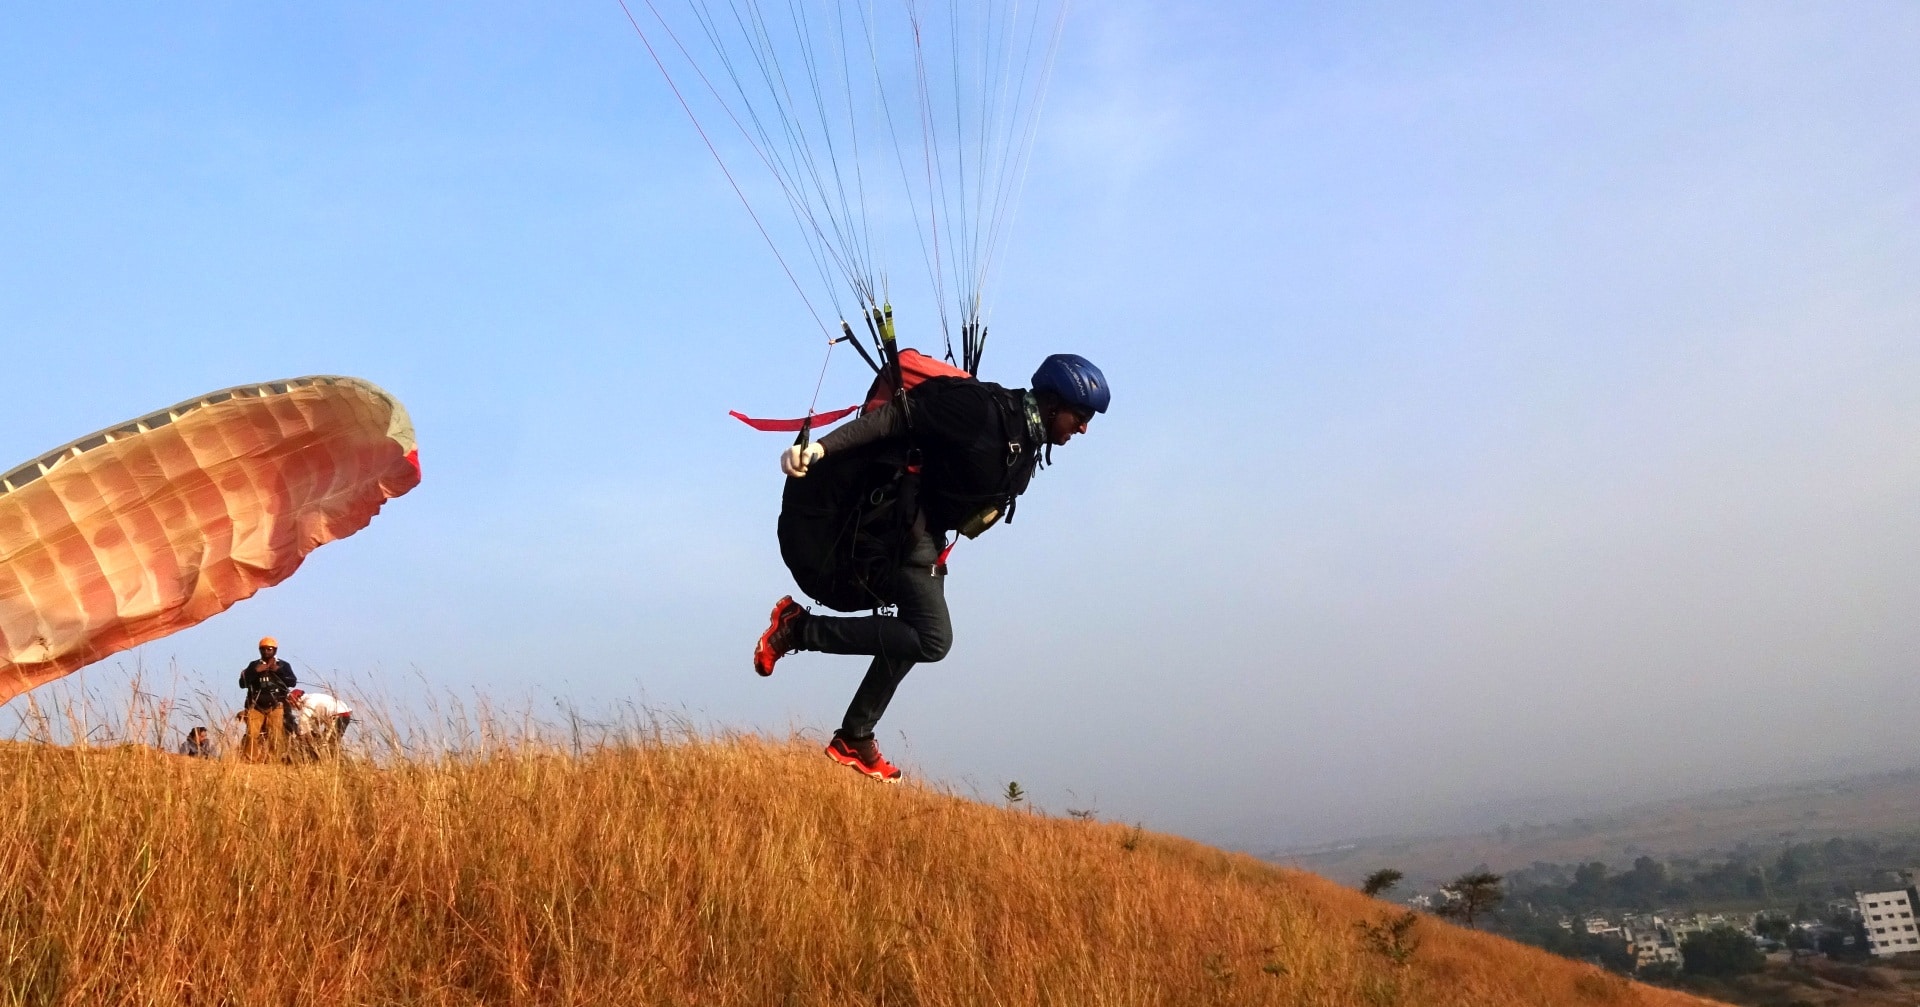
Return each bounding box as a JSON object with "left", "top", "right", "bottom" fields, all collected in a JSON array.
[{"left": 258, "top": 637, "right": 278, "bottom": 649}]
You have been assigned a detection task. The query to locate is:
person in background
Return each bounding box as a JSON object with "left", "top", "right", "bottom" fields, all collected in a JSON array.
[
  {"left": 177, "top": 726, "right": 217, "bottom": 758},
  {"left": 239, "top": 636, "right": 296, "bottom": 762},
  {"left": 287, "top": 688, "right": 354, "bottom": 754}
]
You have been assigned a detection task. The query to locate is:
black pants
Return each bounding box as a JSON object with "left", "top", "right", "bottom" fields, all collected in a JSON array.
[{"left": 801, "top": 535, "right": 952, "bottom": 738}]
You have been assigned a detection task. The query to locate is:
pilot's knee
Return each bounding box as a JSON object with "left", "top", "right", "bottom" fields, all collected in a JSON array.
[{"left": 919, "top": 631, "right": 953, "bottom": 664}]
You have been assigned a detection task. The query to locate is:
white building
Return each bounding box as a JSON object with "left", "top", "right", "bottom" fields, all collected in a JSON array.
[
  {"left": 1667, "top": 913, "right": 1725, "bottom": 947},
  {"left": 1623, "top": 917, "right": 1683, "bottom": 969},
  {"left": 1858, "top": 886, "right": 1920, "bottom": 957}
]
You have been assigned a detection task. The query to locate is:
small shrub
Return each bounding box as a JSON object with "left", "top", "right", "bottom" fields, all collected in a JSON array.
[{"left": 1357, "top": 911, "right": 1421, "bottom": 966}]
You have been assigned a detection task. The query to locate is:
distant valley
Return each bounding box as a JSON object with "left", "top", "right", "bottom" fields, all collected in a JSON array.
[{"left": 1274, "top": 767, "right": 1920, "bottom": 890}]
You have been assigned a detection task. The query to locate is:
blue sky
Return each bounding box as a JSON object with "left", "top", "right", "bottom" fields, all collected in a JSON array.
[{"left": 3, "top": 2, "right": 1917, "bottom": 849}]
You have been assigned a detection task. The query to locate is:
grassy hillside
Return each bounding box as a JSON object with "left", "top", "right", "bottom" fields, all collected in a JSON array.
[{"left": 0, "top": 732, "right": 1723, "bottom": 1006}]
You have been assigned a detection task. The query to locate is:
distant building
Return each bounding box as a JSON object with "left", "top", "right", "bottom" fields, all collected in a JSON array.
[
  {"left": 1857, "top": 875, "right": 1920, "bottom": 957},
  {"left": 1622, "top": 916, "right": 1683, "bottom": 969},
  {"left": 1666, "top": 912, "right": 1727, "bottom": 948},
  {"left": 1583, "top": 917, "right": 1624, "bottom": 939}
]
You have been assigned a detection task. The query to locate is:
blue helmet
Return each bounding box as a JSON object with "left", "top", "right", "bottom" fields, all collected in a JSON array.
[{"left": 1030, "top": 354, "right": 1110, "bottom": 414}]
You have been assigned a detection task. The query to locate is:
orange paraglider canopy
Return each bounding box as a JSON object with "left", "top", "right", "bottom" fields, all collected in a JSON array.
[{"left": 0, "top": 376, "right": 420, "bottom": 705}]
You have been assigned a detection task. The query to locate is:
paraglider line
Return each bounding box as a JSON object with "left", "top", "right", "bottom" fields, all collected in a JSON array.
[
  {"left": 619, "top": 0, "right": 1069, "bottom": 388},
  {"left": 618, "top": 0, "right": 834, "bottom": 338},
  {"left": 807, "top": 336, "right": 836, "bottom": 414},
  {"left": 904, "top": 1, "right": 954, "bottom": 357}
]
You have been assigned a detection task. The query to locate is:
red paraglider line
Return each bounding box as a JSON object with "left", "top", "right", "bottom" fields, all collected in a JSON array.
[{"left": 616, "top": 0, "right": 834, "bottom": 339}]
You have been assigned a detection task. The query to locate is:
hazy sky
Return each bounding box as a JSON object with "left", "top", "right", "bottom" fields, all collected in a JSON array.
[{"left": 3, "top": 3, "right": 1916, "bottom": 850}]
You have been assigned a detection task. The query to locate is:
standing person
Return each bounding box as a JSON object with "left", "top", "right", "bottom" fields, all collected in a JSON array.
[
  {"left": 177, "top": 726, "right": 217, "bottom": 758},
  {"left": 753, "top": 353, "right": 1109, "bottom": 781},
  {"left": 239, "top": 637, "right": 296, "bottom": 762},
  {"left": 287, "top": 689, "right": 354, "bottom": 754}
]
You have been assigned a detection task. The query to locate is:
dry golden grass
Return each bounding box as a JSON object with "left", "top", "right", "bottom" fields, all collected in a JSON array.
[{"left": 0, "top": 725, "right": 1728, "bottom": 1006}]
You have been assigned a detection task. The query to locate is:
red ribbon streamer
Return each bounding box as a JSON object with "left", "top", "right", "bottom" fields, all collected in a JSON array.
[{"left": 728, "top": 404, "right": 859, "bottom": 432}]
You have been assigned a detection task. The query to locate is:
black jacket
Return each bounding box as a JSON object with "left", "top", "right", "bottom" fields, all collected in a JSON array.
[
  {"left": 816, "top": 377, "right": 1040, "bottom": 534},
  {"left": 239, "top": 659, "right": 296, "bottom": 710}
]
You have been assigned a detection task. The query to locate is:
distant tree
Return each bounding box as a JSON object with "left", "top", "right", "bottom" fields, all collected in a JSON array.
[
  {"left": 1753, "top": 914, "right": 1790, "bottom": 948},
  {"left": 1492, "top": 906, "right": 1637, "bottom": 975},
  {"left": 1680, "top": 926, "right": 1763, "bottom": 978},
  {"left": 1362, "top": 869, "right": 1404, "bottom": 898},
  {"left": 1818, "top": 913, "right": 1870, "bottom": 962},
  {"left": 1568, "top": 861, "right": 1608, "bottom": 906},
  {"left": 1621, "top": 856, "right": 1668, "bottom": 909},
  {"left": 1756, "top": 914, "right": 1807, "bottom": 962},
  {"left": 1435, "top": 871, "right": 1504, "bottom": 928},
  {"left": 1637, "top": 962, "right": 1682, "bottom": 983},
  {"left": 1774, "top": 847, "right": 1807, "bottom": 887},
  {"left": 1590, "top": 933, "right": 1638, "bottom": 974},
  {"left": 1430, "top": 834, "right": 1920, "bottom": 939}
]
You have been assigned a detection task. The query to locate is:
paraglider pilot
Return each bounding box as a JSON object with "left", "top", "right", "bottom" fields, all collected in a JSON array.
[
  {"left": 239, "top": 636, "right": 296, "bottom": 762},
  {"left": 754, "top": 353, "right": 1109, "bottom": 781}
]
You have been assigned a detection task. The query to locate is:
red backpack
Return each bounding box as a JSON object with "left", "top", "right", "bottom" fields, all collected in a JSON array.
[
  {"left": 731, "top": 348, "right": 971, "bottom": 432},
  {"left": 860, "top": 348, "right": 971, "bottom": 414}
]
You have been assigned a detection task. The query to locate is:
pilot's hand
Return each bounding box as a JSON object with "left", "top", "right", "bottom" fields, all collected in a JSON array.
[{"left": 781, "top": 442, "right": 826, "bottom": 477}]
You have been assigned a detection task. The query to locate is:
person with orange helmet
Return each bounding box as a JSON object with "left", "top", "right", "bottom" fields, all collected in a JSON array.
[{"left": 238, "top": 636, "right": 296, "bottom": 762}]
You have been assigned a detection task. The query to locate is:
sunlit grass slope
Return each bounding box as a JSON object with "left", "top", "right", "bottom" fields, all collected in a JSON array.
[{"left": 0, "top": 734, "right": 1723, "bottom": 1006}]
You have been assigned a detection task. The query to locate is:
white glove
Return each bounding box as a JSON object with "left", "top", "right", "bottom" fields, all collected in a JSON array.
[{"left": 781, "top": 442, "right": 826, "bottom": 477}]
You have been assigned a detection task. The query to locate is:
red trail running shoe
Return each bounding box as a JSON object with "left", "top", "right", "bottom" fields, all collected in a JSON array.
[
  {"left": 753, "top": 596, "right": 808, "bottom": 677},
  {"left": 826, "top": 732, "right": 902, "bottom": 782}
]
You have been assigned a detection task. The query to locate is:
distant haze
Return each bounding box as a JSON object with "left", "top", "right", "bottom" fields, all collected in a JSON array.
[
  {"left": 2, "top": 3, "right": 1917, "bottom": 851},
  {"left": 1287, "top": 768, "right": 1920, "bottom": 890}
]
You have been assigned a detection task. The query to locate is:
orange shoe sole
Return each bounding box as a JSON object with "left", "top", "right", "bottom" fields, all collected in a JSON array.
[{"left": 825, "top": 740, "right": 902, "bottom": 782}]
